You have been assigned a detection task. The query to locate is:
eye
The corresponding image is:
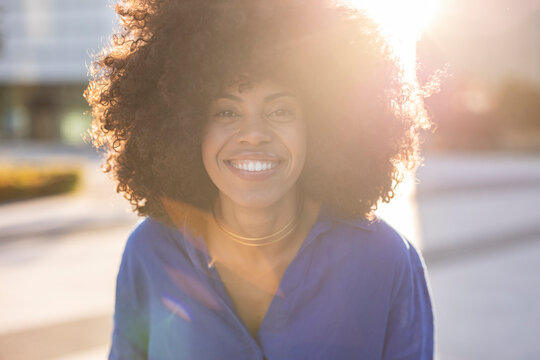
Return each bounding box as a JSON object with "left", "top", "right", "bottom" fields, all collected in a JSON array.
[
  {"left": 272, "top": 109, "right": 293, "bottom": 116},
  {"left": 212, "top": 109, "right": 241, "bottom": 124},
  {"left": 215, "top": 110, "right": 239, "bottom": 118},
  {"left": 267, "top": 108, "right": 296, "bottom": 122}
]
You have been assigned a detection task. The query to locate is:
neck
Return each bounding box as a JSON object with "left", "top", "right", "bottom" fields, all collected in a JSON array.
[
  {"left": 206, "top": 195, "right": 321, "bottom": 273},
  {"left": 217, "top": 190, "right": 299, "bottom": 240},
  {"left": 209, "top": 188, "right": 302, "bottom": 260}
]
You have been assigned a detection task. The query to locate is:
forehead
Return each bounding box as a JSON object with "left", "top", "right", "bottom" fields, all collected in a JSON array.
[{"left": 219, "top": 79, "right": 297, "bottom": 99}]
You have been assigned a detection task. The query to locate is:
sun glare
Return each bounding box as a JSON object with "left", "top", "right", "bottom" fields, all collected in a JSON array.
[
  {"left": 360, "top": 0, "right": 439, "bottom": 38},
  {"left": 347, "top": 0, "right": 440, "bottom": 80}
]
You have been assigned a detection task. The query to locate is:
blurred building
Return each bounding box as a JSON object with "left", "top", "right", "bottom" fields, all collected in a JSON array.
[
  {"left": 418, "top": 0, "right": 540, "bottom": 151},
  {"left": 0, "top": 0, "right": 116, "bottom": 143},
  {"left": 1, "top": 0, "right": 539, "bottom": 149}
]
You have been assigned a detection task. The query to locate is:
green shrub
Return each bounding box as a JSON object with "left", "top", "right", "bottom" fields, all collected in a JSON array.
[{"left": 0, "top": 165, "right": 81, "bottom": 203}]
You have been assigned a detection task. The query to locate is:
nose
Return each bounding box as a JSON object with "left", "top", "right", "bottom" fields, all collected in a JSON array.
[{"left": 236, "top": 115, "right": 272, "bottom": 146}]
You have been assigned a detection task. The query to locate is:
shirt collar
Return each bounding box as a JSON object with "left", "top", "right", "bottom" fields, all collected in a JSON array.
[
  {"left": 297, "top": 205, "right": 377, "bottom": 253},
  {"left": 322, "top": 205, "right": 378, "bottom": 232},
  {"left": 177, "top": 204, "right": 377, "bottom": 273},
  {"left": 332, "top": 217, "right": 378, "bottom": 232}
]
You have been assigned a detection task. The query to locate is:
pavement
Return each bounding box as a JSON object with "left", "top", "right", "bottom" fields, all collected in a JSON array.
[
  {"left": 0, "top": 143, "right": 138, "bottom": 360},
  {"left": 416, "top": 153, "right": 540, "bottom": 360},
  {"left": 1, "top": 145, "right": 539, "bottom": 360}
]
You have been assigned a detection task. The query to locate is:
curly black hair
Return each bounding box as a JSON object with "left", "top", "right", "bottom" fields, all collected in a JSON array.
[{"left": 85, "top": 0, "right": 430, "bottom": 223}]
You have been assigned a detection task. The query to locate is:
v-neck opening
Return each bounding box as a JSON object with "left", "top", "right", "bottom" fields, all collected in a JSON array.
[
  {"left": 174, "top": 204, "right": 334, "bottom": 343},
  {"left": 255, "top": 206, "right": 332, "bottom": 338}
]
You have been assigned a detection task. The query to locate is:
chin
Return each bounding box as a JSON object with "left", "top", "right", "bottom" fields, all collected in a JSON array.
[
  {"left": 228, "top": 194, "right": 282, "bottom": 209},
  {"left": 221, "top": 187, "right": 297, "bottom": 210}
]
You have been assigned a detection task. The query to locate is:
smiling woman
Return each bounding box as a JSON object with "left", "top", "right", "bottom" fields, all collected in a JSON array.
[
  {"left": 85, "top": 0, "right": 434, "bottom": 359},
  {"left": 203, "top": 81, "right": 306, "bottom": 211}
]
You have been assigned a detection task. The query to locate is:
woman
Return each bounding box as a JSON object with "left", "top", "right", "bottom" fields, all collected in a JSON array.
[{"left": 86, "top": 0, "right": 434, "bottom": 359}]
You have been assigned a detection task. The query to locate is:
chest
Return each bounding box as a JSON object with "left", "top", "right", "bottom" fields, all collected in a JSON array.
[
  {"left": 215, "top": 260, "right": 289, "bottom": 337},
  {"left": 148, "top": 256, "right": 392, "bottom": 360}
]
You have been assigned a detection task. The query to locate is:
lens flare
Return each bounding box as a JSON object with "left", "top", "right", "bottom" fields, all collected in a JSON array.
[
  {"left": 162, "top": 295, "right": 192, "bottom": 322},
  {"left": 346, "top": 0, "right": 441, "bottom": 81},
  {"left": 347, "top": 0, "right": 439, "bottom": 37},
  {"left": 164, "top": 265, "right": 222, "bottom": 311}
]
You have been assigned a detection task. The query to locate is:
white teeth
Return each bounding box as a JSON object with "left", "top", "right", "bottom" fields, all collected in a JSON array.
[{"left": 229, "top": 160, "right": 278, "bottom": 172}]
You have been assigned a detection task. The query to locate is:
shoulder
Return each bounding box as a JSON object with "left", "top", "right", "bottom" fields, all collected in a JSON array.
[
  {"left": 126, "top": 217, "right": 166, "bottom": 247},
  {"left": 327, "top": 213, "right": 425, "bottom": 271},
  {"left": 327, "top": 214, "right": 432, "bottom": 309},
  {"left": 122, "top": 217, "right": 181, "bottom": 262}
]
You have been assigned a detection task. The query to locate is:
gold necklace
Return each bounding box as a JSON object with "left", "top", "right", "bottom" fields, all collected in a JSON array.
[{"left": 212, "top": 199, "right": 304, "bottom": 247}]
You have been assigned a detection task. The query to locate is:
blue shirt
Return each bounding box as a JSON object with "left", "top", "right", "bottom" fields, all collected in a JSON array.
[{"left": 110, "top": 206, "right": 434, "bottom": 359}]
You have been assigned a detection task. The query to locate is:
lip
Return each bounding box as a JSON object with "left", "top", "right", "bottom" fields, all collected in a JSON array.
[
  {"left": 223, "top": 152, "right": 284, "bottom": 181},
  {"left": 225, "top": 152, "right": 281, "bottom": 161}
]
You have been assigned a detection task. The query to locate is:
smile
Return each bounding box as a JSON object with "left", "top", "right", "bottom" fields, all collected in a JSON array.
[{"left": 227, "top": 160, "right": 280, "bottom": 172}]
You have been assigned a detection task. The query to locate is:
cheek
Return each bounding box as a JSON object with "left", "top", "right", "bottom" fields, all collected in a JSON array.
[
  {"left": 293, "top": 123, "right": 308, "bottom": 160},
  {"left": 201, "top": 130, "right": 220, "bottom": 170},
  {"left": 283, "top": 123, "right": 307, "bottom": 171},
  {"left": 202, "top": 127, "right": 222, "bottom": 156},
  {"left": 201, "top": 141, "right": 211, "bottom": 171},
  {"left": 201, "top": 126, "right": 234, "bottom": 173}
]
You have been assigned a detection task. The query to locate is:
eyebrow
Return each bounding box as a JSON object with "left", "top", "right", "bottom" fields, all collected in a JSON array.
[
  {"left": 264, "top": 92, "right": 295, "bottom": 102},
  {"left": 215, "top": 91, "right": 296, "bottom": 103},
  {"left": 215, "top": 94, "right": 243, "bottom": 102}
]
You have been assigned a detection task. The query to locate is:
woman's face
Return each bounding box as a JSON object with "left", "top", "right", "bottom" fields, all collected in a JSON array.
[{"left": 202, "top": 80, "right": 306, "bottom": 209}]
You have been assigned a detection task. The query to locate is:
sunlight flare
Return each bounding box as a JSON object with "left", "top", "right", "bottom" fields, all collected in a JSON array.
[
  {"left": 356, "top": 0, "right": 439, "bottom": 39},
  {"left": 347, "top": 0, "right": 440, "bottom": 80}
]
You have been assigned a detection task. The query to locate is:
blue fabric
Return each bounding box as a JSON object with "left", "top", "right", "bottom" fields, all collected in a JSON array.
[{"left": 109, "top": 206, "right": 434, "bottom": 360}]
